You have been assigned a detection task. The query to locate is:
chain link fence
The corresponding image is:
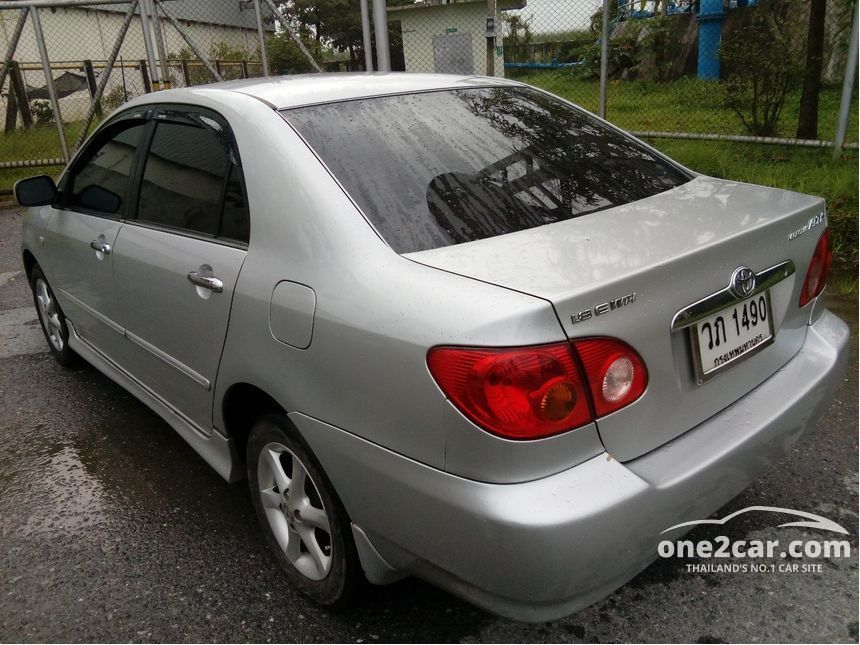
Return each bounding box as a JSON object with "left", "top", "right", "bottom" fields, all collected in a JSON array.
[
  {"left": 392, "top": 0, "right": 858, "bottom": 141},
  {"left": 1, "top": 0, "right": 858, "bottom": 196},
  {"left": 0, "top": 0, "right": 276, "bottom": 194}
]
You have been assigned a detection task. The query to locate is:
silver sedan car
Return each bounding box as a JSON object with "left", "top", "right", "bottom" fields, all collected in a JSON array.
[{"left": 15, "top": 74, "right": 848, "bottom": 621}]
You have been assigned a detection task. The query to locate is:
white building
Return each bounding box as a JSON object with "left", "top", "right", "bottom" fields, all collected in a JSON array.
[
  {"left": 389, "top": 0, "right": 526, "bottom": 77},
  {"left": 0, "top": 2, "right": 272, "bottom": 122}
]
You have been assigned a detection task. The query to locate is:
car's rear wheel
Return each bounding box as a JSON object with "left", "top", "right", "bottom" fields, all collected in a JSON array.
[
  {"left": 247, "top": 413, "right": 359, "bottom": 605},
  {"left": 29, "top": 264, "right": 79, "bottom": 367}
]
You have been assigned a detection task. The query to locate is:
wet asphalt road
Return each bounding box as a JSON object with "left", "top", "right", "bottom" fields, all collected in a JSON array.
[{"left": 0, "top": 208, "right": 857, "bottom": 643}]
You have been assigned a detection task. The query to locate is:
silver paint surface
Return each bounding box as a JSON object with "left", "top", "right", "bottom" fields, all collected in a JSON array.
[{"left": 19, "top": 74, "right": 850, "bottom": 621}]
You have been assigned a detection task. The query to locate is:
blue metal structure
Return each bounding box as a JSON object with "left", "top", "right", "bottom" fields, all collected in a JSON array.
[
  {"left": 697, "top": 0, "right": 725, "bottom": 79},
  {"left": 614, "top": 0, "right": 761, "bottom": 80}
]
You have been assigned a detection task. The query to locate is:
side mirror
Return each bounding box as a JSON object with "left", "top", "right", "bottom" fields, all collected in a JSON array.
[
  {"left": 14, "top": 175, "right": 57, "bottom": 207},
  {"left": 77, "top": 184, "right": 122, "bottom": 215}
]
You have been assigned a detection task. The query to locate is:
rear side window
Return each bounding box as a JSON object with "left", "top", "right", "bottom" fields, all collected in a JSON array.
[
  {"left": 137, "top": 120, "right": 249, "bottom": 243},
  {"left": 284, "top": 87, "right": 691, "bottom": 253}
]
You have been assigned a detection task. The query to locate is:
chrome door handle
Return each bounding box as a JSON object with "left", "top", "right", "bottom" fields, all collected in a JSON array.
[
  {"left": 90, "top": 240, "right": 112, "bottom": 254},
  {"left": 187, "top": 271, "right": 223, "bottom": 293}
]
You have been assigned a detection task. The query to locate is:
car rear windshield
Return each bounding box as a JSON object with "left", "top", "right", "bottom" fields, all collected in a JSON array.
[{"left": 282, "top": 87, "right": 692, "bottom": 254}]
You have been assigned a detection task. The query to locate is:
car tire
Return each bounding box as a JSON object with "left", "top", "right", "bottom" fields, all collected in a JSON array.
[
  {"left": 29, "top": 264, "right": 79, "bottom": 368},
  {"left": 247, "top": 413, "right": 360, "bottom": 606}
]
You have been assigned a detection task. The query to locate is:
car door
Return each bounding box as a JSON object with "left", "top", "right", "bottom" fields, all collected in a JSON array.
[
  {"left": 111, "top": 105, "right": 250, "bottom": 432},
  {"left": 42, "top": 112, "right": 149, "bottom": 358}
]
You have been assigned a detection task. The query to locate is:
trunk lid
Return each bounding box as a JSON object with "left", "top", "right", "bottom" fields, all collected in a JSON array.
[{"left": 406, "top": 176, "right": 827, "bottom": 461}]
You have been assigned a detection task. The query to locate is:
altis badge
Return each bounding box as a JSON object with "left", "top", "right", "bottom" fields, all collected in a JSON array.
[
  {"left": 571, "top": 292, "right": 637, "bottom": 325},
  {"left": 789, "top": 211, "right": 826, "bottom": 241}
]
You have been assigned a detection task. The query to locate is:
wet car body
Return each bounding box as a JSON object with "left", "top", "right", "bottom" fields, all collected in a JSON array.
[{"left": 17, "top": 74, "right": 848, "bottom": 621}]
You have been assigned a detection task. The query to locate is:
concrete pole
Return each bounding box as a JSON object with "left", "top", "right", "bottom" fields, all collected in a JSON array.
[
  {"left": 31, "top": 7, "right": 69, "bottom": 162},
  {"left": 372, "top": 0, "right": 390, "bottom": 72},
  {"left": 486, "top": 0, "right": 496, "bottom": 76},
  {"left": 360, "top": 0, "right": 373, "bottom": 71},
  {"left": 254, "top": 0, "right": 270, "bottom": 76},
  {"left": 833, "top": 3, "right": 859, "bottom": 159},
  {"left": 598, "top": 0, "right": 610, "bottom": 118}
]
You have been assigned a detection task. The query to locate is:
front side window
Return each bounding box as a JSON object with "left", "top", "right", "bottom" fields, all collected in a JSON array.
[
  {"left": 284, "top": 87, "right": 691, "bottom": 253},
  {"left": 137, "top": 120, "right": 249, "bottom": 243},
  {"left": 66, "top": 121, "right": 146, "bottom": 216}
]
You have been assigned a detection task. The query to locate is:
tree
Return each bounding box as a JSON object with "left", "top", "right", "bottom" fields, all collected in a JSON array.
[
  {"left": 275, "top": 0, "right": 412, "bottom": 67},
  {"left": 267, "top": 31, "right": 324, "bottom": 74},
  {"left": 719, "top": 1, "right": 803, "bottom": 137},
  {"left": 502, "top": 14, "right": 533, "bottom": 48},
  {"left": 796, "top": 0, "right": 827, "bottom": 139}
]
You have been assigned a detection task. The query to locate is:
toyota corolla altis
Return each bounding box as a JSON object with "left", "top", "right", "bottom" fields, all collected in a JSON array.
[{"left": 15, "top": 74, "right": 848, "bottom": 621}]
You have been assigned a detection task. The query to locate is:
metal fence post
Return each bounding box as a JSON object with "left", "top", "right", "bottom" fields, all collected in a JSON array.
[
  {"left": 0, "top": 8, "right": 29, "bottom": 103},
  {"left": 598, "top": 0, "right": 610, "bottom": 119},
  {"left": 9, "top": 61, "right": 32, "bottom": 130},
  {"left": 83, "top": 59, "right": 102, "bottom": 118},
  {"left": 372, "top": 0, "right": 391, "bottom": 72},
  {"left": 73, "top": 0, "right": 139, "bottom": 154},
  {"left": 30, "top": 7, "right": 68, "bottom": 162},
  {"left": 139, "top": 59, "right": 152, "bottom": 93},
  {"left": 151, "top": 1, "right": 171, "bottom": 86},
  {"left": 360, "top": 0, "right": 373, "bottom": 71},
  {"left": 156, "top": 0, "right": 225, "bottom": 81},
  {"left": 4, "top": 86, "right": 18, "bottom": 134},
  {"left": 261, "top": 0, "right": 323, "bottom": 72},
  {"left": 833, "top": 2, "right": 859, "bottom": 159},
  {"left": 139, "top": 0, "right": 161, "bottom": 88},
  {"left": 253, "top": 0, "right": 270, "bottom": 76}
]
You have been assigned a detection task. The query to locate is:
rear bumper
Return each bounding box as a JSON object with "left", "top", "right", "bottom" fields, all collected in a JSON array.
[{"left": 293, "top": 309, "right": 849, "bottom": 622}]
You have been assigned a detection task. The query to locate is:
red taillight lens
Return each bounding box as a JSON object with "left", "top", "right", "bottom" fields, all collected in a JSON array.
[
  {"left": 427, "top": 338, "right": 648, "bottom": 440},
  {"left": 427, "top": 343, "right": 592, "bottom": 439},
  {"left": 799, "top": 228, "right": 832, "bottom": 307},
  {"left": 573, "top": 338, "right": 648, "bottom": 417}
]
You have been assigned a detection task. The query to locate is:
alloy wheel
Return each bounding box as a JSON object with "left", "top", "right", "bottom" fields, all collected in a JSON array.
[
  {"left": 35, "top": 278, "right": 64, "bottom": 352},
  {"left": 257, "top": 442, "right": 333, "bottom": 581}
]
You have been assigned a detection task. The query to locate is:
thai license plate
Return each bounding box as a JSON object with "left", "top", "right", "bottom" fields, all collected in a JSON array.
[{"left": 691, "top": 290, "right": 775, "bottom": 382}]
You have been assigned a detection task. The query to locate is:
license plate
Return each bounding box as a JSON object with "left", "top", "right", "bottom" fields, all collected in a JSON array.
[{"left": 691, "top": 290, "right": 775, "bottom": 382}]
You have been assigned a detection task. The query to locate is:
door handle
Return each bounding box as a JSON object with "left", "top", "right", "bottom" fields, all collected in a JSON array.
[
  {"left": 90, "top": 240, "right": 111, "bottom": 254},
  {"left": 187, "top": 271, "right": 223, "bottom": 293}
]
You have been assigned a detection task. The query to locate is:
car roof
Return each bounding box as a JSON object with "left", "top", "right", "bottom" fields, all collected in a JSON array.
[{"left": 136, "top": 72, "right": 523, "bottom": 110}]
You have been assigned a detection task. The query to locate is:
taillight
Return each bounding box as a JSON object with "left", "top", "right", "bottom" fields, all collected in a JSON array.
[
  {"left": 799, "top": 228, "right": 832, "bottom": 307},
  {"left": 573, "top": 338, "right": 649, "bottom": 417},
  {"left": 427, "top": 343, "right": 591, "bottom": 439},
  {"left": 427, "top": 338, "right": 647, "bottom": 440}
]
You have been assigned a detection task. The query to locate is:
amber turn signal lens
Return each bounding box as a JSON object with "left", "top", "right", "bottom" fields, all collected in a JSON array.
[{"left": 538, "top": 378, "right": 578, "bottom": 421}]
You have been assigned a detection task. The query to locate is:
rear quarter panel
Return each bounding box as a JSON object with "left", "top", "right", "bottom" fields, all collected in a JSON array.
[{"left": 192, "top": 91, "right": 602, "bottom": 480}]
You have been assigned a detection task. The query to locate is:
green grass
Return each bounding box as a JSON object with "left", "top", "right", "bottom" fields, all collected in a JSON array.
[
  {"left": 508, "top": 72, "right": 859, "bottom": 142},
  {"left": 0, "top": 121, "right": 93, "bottom": 193},
  {"left": 2, "top": 91, "right": 856, "bottom": 276},
  {"left": 647, "top": 139, "right": 859, "bottom": 268}
]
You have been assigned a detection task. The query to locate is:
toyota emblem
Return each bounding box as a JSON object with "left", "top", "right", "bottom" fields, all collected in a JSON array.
[{"left": 729, "top": 266, "right": 756, "bottom": 299}]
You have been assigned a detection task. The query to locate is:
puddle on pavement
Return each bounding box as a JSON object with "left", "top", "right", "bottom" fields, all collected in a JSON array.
[{"left": 7, "top": 443, "right": 111, "bottom": 539}]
